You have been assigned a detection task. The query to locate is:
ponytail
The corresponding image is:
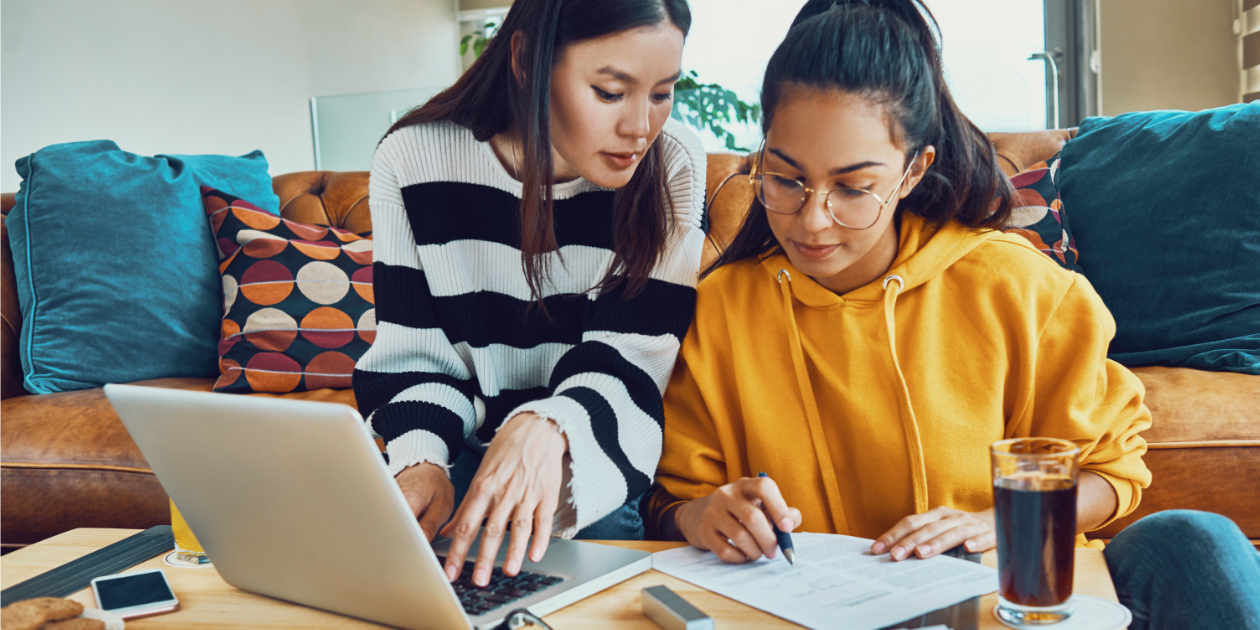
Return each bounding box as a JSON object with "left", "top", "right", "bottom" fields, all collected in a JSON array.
[
  {"left": 708, "top": 0, "right": 1013, "bottom": 275},
  {"left": 786, "top": 0, "right": 1012, "bottom": 228}
]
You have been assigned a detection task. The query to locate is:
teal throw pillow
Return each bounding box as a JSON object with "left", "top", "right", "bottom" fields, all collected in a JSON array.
[
  {"left": 159, "top": 152, "right": 281, "bottom": 215},
  {"left": 9, "top": 140, "right": 278, "bottom": 393},
  {"left": 1058, "top": 104, "right": 1260, "bottom": 374}
]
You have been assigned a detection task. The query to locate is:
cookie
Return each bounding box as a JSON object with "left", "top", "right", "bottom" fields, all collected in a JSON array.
[
  {"left": 0, "top": 603, "right": 48, "bottom": 630},
  {"left": 19, "top": 597, "right": 84, "bottom": 622},
  {"left": 43, "top": 619, "right": 106, "bottom": 630}
]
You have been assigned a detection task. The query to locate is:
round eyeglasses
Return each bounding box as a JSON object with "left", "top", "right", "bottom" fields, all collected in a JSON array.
[{"left": 750, "top": 143, "right": 920, "bottom": 230}]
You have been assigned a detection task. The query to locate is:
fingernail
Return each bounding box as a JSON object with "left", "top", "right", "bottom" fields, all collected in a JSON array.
[
  {"left": 768, "top": 549, "right": 777, "bottom": 559},
  {"left": 872, "top": 541, "right": 886, "bottom": 553},
  {"left": 917, "top": 544, "right": 932, "bottom": 557},
  {"left": 445, "top": 565, "right": 457, "bottom": 581},
  {"left": 475, "top": 568, "right": 489, "bottom": 585},
  {"left": 531, "top": 550, "right": 542, "bottom": 563},
  {"left": 780, "top": 518, "right": 794, "bottom": 531},
  {"left": 506, "top": 559, "right": 519, "bottom": 574},
  {"left": 965, "top": 540, "right": 976, "bottom": 552},
  {"left": 891, "top": 547, "right": 906, "bottom": 560}
]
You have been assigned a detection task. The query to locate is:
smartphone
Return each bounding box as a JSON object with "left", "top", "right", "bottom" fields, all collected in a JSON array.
[{"left": 90, "top": 568, "right": 180, "bottom": 619}]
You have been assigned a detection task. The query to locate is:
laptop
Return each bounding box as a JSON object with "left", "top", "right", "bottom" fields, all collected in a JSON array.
[{"left": 104, "top": 384, "right": 652, "bottom": 630}]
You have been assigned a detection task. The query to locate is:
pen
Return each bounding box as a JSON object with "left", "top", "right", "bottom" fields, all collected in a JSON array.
[{"left": 757, "top": 472, "right": 796, "bottom": 565}]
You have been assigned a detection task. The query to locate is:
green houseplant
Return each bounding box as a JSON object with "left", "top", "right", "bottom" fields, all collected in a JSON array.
[
  {"left": 671, "top": 70, "right": 760, "bottom": 152},
  {"left": 461, "top": 23, "right": 760, "bottom": 152}
]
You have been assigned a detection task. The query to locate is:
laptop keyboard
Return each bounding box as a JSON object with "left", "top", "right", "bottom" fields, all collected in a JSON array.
[{"left": 438, "top": 557, "right": 565, "bottom": 616}]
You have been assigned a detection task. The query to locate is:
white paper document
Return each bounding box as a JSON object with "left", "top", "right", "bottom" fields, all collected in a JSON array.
[{"left": 652, "top": 533, "right": 996, "bottom": 630}]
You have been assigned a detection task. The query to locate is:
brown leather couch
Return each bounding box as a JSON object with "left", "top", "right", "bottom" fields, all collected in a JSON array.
[{"left": 3, "top": 133, "right": 1257, "bottom": 551}]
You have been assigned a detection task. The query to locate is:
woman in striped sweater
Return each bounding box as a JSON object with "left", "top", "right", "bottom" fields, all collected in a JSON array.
[{"left": 353, "top": 0, "right": 705, "bottom": 588}]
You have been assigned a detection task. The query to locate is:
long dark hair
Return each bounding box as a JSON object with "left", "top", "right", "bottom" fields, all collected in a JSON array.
[
  {"left": 385, "top": 0, "right": 692, "bottom": 300},
  {"left": 707, "top": 0, "right": 1014, "bottom": 275}
]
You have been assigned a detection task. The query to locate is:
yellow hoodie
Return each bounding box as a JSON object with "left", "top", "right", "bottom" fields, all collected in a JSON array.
[{"left": 654, "top": 213, "right": 1151, "bottom": 543}]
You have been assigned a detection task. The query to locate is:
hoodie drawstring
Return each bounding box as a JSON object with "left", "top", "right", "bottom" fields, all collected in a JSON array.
[
  {"left": 882, "top": 275, "right": 930, "bottom": 514},
  {"left": 777, "top": 270, "right": 850, "bottom": 533}
]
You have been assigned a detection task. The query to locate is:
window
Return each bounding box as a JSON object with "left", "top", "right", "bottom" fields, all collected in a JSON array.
[
  {"left": 678, "top": 0, "right": 797, "bottom": 152},
  {"left": 678, "top": 0, "right": 1094, "bottom": 151},
  {"left": 934, "top": 0, "right": 1047, "bottom": 132}
]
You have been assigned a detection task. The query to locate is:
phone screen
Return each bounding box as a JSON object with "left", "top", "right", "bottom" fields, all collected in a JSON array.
[{"left": 96, "top": 572, "right": 176, "bottom": 610}]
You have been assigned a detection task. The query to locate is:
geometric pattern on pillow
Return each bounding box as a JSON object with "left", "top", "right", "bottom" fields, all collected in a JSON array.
[
  {"left": 1002, "top": 153, "right": 1081, "bottom": 273},
  {"left": 202, "top": 186, "right": 375, "bottom": 393}
]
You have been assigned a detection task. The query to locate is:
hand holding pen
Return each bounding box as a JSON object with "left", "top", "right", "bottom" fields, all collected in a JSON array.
[
  {"left": 672, "top": 473, "right": 802, "bottom": 565},
  {"left": 757, "top": 472, "right": 796, "bottom": 565}
]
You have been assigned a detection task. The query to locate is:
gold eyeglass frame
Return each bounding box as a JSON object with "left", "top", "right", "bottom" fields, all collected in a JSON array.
[{"left": 749, "top": 139, "right": 920, "bottom": 230}]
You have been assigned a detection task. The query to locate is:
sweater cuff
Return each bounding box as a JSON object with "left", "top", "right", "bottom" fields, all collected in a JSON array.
[
  {"left": 504, "top": 396, "right": 630, "bottom": 539},
  {"left": 1084, "top": 468, "right": 1140, "bottom": 530},
  {"left": 381, "top": 428, "right": 452, "bottom": 478}
]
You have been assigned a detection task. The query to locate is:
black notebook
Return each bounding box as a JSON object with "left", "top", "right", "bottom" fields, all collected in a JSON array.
[{"left": 1, "top": 525, "right": 175, "bottom": 607}]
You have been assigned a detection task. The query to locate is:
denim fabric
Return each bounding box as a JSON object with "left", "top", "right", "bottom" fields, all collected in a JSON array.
[
  {"left": 1105, "top": 510, "right": 1260, "bottom": 630},
  {"left": 448, "top": 446, "right": 644, "bottom": 541}
]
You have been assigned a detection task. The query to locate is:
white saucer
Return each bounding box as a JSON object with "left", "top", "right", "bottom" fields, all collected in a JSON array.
[
  {"left": 80, "top": 608, "right": 126, "bottom": 630},
  {"left": 993, "top": 594, "right": 1132, "bottom": 630}
]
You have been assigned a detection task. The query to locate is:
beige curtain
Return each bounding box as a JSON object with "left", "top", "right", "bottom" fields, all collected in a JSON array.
[{"left": 1247, "top": 0, "right": 1259, "bottom": 102}]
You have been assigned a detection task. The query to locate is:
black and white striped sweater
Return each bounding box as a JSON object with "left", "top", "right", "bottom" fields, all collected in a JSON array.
[{"left": 353, "top": 118, "right": 706, "bottom": 536}]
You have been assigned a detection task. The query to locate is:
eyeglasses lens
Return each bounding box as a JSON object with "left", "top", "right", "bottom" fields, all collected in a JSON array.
[
  {"left": 826, "top": 188, "right": 880, "bottom": 229},
  {"left": 757, "top": 175, "right": 806, "bottom": 214},
  {"left": 756, "top": 176, "right": 880, "bottom": 229}
]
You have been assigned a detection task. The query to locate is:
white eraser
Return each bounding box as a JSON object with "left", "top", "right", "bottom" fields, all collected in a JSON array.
[{"left": 642, "top": 584, "right": 714, "bottom": 630}]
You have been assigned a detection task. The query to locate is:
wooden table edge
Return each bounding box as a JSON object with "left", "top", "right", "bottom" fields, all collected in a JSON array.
[{"left": 2, "top": 529, "right": 1122, "bottom": 630}]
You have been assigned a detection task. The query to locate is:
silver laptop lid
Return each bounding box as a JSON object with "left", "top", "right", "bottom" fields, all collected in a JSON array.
[{"left": 104, "top": 384, "right": 471, "bottom": 630}]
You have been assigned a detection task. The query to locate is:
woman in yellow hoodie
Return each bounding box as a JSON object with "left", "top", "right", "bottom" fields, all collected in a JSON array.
[
  {"left": 653, "top": 0, "right": 1148, "bottom": 557},
  {"left": 651, "top": 1, "right": 1260, "bottom": 628}
]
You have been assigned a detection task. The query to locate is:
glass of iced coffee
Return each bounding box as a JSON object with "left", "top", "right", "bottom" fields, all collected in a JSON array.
[{"left": 991, "top": 437, "right": 1079, "bottom": 626}]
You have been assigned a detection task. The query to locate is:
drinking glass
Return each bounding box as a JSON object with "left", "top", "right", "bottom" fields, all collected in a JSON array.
[
  {"left": 170, "top": 499, "right": 211, "bottom": 565},
  {"left": 991, "top": 438, "right": 1079, "bottom": 626}
]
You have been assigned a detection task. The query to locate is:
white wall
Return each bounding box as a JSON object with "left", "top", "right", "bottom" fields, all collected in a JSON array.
[
  {"left": 1099, "top": 0, "right": 1240, "bottom": 115},
  {"left": 1, "top": 0, "right": 461, "bottom": 192}
]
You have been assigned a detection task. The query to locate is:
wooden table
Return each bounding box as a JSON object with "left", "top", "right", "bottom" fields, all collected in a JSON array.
[{"left": 1, "top": 529, "right": 1123, "bottom": 629}]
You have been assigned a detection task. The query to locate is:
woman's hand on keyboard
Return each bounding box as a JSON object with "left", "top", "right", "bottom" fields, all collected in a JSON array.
[
  {"left": 396, "top": 462, "right": 456, "bottom": 542},
  {"left": 440, "top": 412, "right": 569, "bottom": 587}
]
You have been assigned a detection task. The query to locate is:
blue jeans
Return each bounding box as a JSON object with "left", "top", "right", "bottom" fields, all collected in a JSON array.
[
  {"left": 1105, "top": 510, "right": 1260, "bottom": 630},
  {"left": 447, "top": 446, "right": 644, "bottom": 541}
]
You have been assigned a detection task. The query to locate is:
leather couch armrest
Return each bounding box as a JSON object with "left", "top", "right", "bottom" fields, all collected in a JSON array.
[
  {"left": 989, "top": 129, "right": 1078, "bottom": 176},
  {"left": 2, "top": 192, "right": 29, "bottom": 400}
]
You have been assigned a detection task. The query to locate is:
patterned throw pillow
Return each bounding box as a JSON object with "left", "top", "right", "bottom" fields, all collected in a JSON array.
[
  {"left": 1003, "top": 154, "right": 1081, "bottom": 273},
  {"left": 203, "top": 186, "right": 375, "bottom": 393}
]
